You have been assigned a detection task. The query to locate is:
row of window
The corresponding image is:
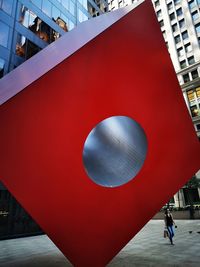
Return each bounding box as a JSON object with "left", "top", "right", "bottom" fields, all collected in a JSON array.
[
  {"left": 19, "top": 5, "right": 68, "bottom": 44},
  {"left": 183, "top": 69, "right": 199, "bottom": 83},
  {"left": 31, "top": 0, "right": 76, "bottom": 17},
  {"left": 180, "top": 56, "right": 196, "bottom": 69},
  {"left": 154, "top": 0, "right": 180, "bottom": 8}
]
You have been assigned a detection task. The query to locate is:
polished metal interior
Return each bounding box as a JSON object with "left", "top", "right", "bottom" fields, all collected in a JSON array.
[{"left": 83, "top": 116, "right": 148, "bottom": 187}]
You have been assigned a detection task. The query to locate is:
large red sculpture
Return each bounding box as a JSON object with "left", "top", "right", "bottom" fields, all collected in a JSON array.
[{"left": 0, "top": 1, "right": 199, "bottom": 266}]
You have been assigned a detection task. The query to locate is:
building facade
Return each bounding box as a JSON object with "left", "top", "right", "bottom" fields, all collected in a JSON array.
[
  {"left": 0, "top": 0, "right": 108, "bottom": 78},
  {"left": 108, "top": 0, "right": 200, "bottom": 207}
]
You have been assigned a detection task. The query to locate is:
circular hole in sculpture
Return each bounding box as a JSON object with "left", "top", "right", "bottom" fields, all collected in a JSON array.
[{"left": 82, "top": 116, "right": 148, "bottom": 187}]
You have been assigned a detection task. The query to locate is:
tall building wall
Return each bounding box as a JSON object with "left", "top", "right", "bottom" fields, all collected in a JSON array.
[{"left": 0, "top": 0, "right": 108, "bottom": 78}]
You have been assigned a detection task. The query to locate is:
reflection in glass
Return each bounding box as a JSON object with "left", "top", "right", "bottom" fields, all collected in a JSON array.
[
  {"left": 16, "top": 33, "right": 41, "bottom": 60},
  {"left": 2, "top": 0, "right": 13, "bottom": 15},
  {"left": 31, "top": 0, "right": 42, "bottom": 9},
  {"left": 19, "top": 4, "right": 68, "bottom": 42},
  {"left": 0, "top": 21, "right": 9, "bottom": 48},
  {"left": 42, "top": 0, "right": 52, "bottom": 17}
]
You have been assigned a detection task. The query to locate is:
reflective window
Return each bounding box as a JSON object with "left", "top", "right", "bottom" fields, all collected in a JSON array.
[
  {"left": 175, "top": 34, "right": 181, "bottom": 43},
  {"left": 176, "top": 8, "right": 182, "bottom": 16},
  {"left": 189, "top": 0, "right": 195, "bottom": 9},
  {"left": 177, "top": 47, "right": 184, "bottom": 56},
  {"left": 170, "top": 12, "right": 175, "bottom": 20},
  {"left": 191, "top": 69, "right": 198, "bottom": 79},
  {"left": 185, "top": 43, "right": 192, "bottom": 53},
  {"left": 62, "top": 0, "right": 69, "bottom": 11},
  {"left": 78, "top": 9, "right": 88, "bottom": 23},
  {"left": 16, "top": 32, "right": 41, "bottom": 60},
  {"left": 183, "top": 73, "right": 190, "bottom": 83},
  {"left": 180, "top": 59, "right": 187, "bottom": 69},
  {"left": 156, "top": 10, "right": 161, "bottom": 18},
  {"left": 182, "top": 31, "right": 188, "bottom": 40},
  {"left": 190, "top": 105, "right": 200, "bottom": 117},
  {"left": 19, "top": 5, "right": 67, "bottom": 43},
  {"left": 172, "top": 23, "right": 178, "bottom": 32},
  {"left": 42, "top": 0, "right": 52, "bottom": 17},
  {"left": 155, "top": 0, "right": 160, "bottom": 7},
  {"left": 192, "top": 11, "right": 199, "bottom": 21},
  {"left": 179, "top": 19, "right": 185, "bottom": 28},
  {"left": 1, "top": 0, "right": 13, "bottom": 15},
  {"left": 69, "top": 1, "right": 75, "bottom": 16},
  {"left": 52, "top": 5, "right": 61, "bottom": 21},
  {"left": 167, "top": 2, "right": 173, "bottom": 10},
  {"left": 195, "top": 23, "right": 200, "bottom": 33},
  {"left": 0, "top": 21, "right": 9, "bottom": 47},
  {"left": 0, "top": 57, "right": 5, "bottom": 78},
  {"left": 188, "top": 56, "right": 195, "bottom": 65},
  {"left": 31, "top": 0, "right": 42, "bottom": 9}
]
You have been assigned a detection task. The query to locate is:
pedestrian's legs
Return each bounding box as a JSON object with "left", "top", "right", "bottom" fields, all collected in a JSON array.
[{"left": 167, "top": 225, "right": 174, "bottom": 244}]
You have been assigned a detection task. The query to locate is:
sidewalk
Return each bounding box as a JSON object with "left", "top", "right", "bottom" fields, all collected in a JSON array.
[{"left": 0, "top": 220, "right": 199, "bottom": 267}]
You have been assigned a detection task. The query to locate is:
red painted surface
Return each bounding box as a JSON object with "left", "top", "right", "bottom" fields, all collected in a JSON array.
[{"left": 0, "top": 2, "right": 200, "bottom": 266}]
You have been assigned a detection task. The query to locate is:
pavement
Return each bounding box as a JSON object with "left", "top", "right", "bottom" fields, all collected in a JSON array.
[{"left": 0, "top": 220, "right": 200, "bottom": 267}]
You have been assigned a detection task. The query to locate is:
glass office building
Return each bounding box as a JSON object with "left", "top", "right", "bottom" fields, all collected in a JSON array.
[{"left": 0, "top": 0, "right": 108, "bottom": 78}]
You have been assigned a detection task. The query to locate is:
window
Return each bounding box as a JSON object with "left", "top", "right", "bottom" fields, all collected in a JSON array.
[
  {"left": 162, "top": 30, "right": 166, "bottom": 39},
  {"left": 187, "top": 90, "right": 195, "bottom": 102},
  {"left": 177, "top": 47, "right": 184, "bottom": 56},
  {"left": 179, "top": 19, "right": 185, "bottom": 28},
  {"left": 196, "top": 87, "right": 200, "bottom": 98},
  {"left": 191, "top": 69, "right": 198, "bottom": 79},
  {"left": 174, "top": 0, "right": 180, "bottom": 4},
  {"left": 167, "top": 2, "right": 173, "bottom": 10},
  {"left": 188, "top": 56, "right": 195, "bottom": 65},
  {"left": 192, "top": 11, "right": 199, "bottom": 21},
  {"left": 156, "top": 10, "right": 162, "bottom": 18},
  {"left": 69, "top": 1, "right": 75, "bottom": 16},
  {"left": 195, "top": 23, "right": 200, "bottom": 33},
  {"left": 0, "top": 21, "right": 9, "bottom": 48},
  {"left": 170, "top": 12, "right": 175, "bottom": 20},
  {"left": 196, "top": 124, "right": 200, "bottom": 131},
  {"left": 176, "top": 8, "right": 182, "bottom": 16},
  {"left": 183, "top": 73, "right": 190, "bottom": 83},
  {"left": 159, "top": 20, "right": 164, "bottom": 27},
  {"left": 1, "top": 0, "right": 13, "bottom": 15},
  {"left": 185, "top": 43, "right": 192, "bottom": 52},
  {"left": 190, "top": 105, "right": 200, "bottom": 117},
  {"left": 31, "top": 0, "right": 42, "bottom": 9},
  {"left": 182, "top": 31, "right": 188, "bottom": 40},
  {"left": 52, "top": 6, "right": 61, "bottom": 21},
  {"left": 189, "top": 0, "right": 195, "bottom": 9},
  {"left": 16, "top": 33, "right": 41, "bottom": 60},
  {"left": 180, "top": 60, "right": 187, "bottom": 68},
  {"left": 42, "top": 0, "right": 52, "bottom": 17},
  {"left": 172, "top": 23, "right": 178, "bottom": 32},
  {"left": 155, "top": 0, "right": 160, "bottom": 7},
  {"left": 0, "top": 58, "right": 5, "bottom": 78},
  {"left": 175, "top": 35, "right": 181, "bottom": 43}
]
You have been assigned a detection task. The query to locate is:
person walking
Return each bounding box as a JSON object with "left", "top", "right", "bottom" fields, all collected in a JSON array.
[{"left": 164, "top": 208, "right": 176, "bottom": 245}]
